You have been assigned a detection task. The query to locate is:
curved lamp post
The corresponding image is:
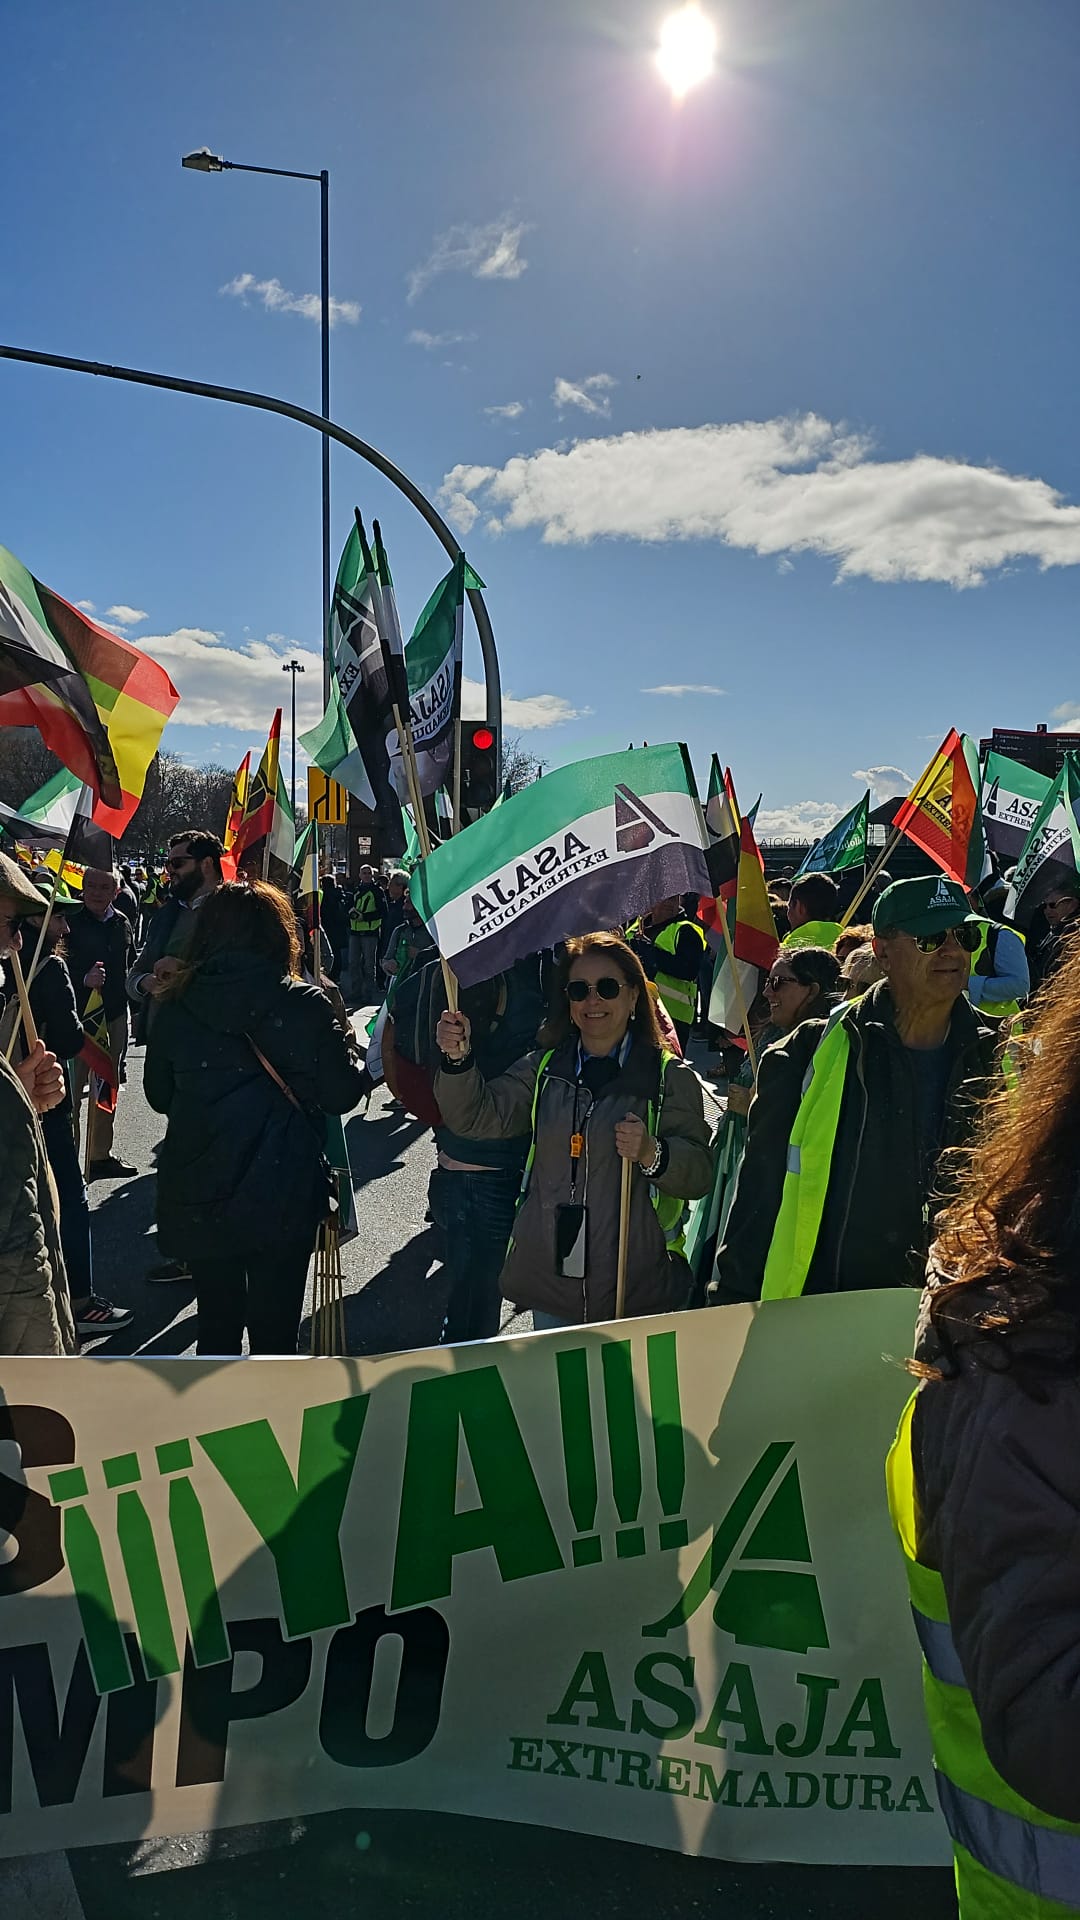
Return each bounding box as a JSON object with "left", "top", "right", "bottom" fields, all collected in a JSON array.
[{"left": 0, "top": 342, "right": 502, "bottom": 758}]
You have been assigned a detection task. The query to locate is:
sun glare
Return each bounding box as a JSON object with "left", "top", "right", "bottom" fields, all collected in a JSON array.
[{"left": 655, "top": 4, "right": 718, "bottom": 99}]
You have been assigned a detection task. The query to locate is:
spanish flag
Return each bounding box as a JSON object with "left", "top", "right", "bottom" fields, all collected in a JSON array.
[{"left": 221, "top": 751, "right": 250, "bottom": 882}]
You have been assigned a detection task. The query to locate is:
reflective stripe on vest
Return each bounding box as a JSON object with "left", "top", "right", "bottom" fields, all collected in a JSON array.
[
  {"left": 887, "top": 1393, "right": 1080, "bottom": 1917},
  {"left": 653, "top": 920, "right": 707, "bottom": 1028},
  {"left": 516, "top": 1048, "right": 690, "bottom": 1257},
  {"left": 759, "top": 1008, "right": 852, "bottom": 1301},
  {"left": 350, "top": 890, "right": 382, "bottom": 935},
  {"left": 971, "top": 920, "right": 1026, "bottom": 1022}
]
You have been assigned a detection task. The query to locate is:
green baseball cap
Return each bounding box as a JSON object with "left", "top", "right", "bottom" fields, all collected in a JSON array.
[
  {"left": 14, "top": 871, "right": 84, "bottom": 915},
  {"left": 872, "top": 874, "right": 980, "bottom": 937}
]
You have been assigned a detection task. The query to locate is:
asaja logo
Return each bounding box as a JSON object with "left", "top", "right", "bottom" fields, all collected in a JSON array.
[
  {"left": 644, "top": 1441, "right": 829, "bottom": 1656},
  {"left": 928, "top": 875, "right": 956, "bottom": 911},
  {"left": 615, "top": 784, "right": 677, "bottom": 855}
]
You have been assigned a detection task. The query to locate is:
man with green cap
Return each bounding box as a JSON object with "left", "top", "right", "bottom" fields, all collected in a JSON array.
[{"left": 708, "top": 875, "right": 998, "bottom": 1305}]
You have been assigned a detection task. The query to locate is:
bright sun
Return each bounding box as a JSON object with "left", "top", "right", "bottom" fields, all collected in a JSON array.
[{"left": 655, "top": 4, "right": 718, "bottom": 99}]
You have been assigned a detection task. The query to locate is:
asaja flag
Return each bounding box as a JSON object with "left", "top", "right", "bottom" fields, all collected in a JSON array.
[
  {"left": 981, "top": 750, "right": 1053, "bottom": 866},
  {"left": 0, "top": 543, "right": 179, "bottom": 834},
  {"left": 795, "top": 793, "right": 869, "bottom": 878},
  {"left": 412, "top": 743, "right": 710, "bottom": 988},
  {"left": 1006, "top": 753, "right": 1080, "bottom": 925},
  {"left": 221, "top": 752, "right": 250, "bottom": 882},
  {"left": 309, "top": 514, "right": 405, "bottom": 847},
  {"left": 80, "top": 988, "right": 117, "bottom": 1114},
  {"left": 390, "top": 554, "right": 483, "bottom": 802},
  {"left": 234, "top": 712, "right": 281, "bottom": 861},
  {"left": 266, "top": 767, "right": 296, "bottom": 887},
  {"left": 0, "top": 769, "right": 112, "bottom": 868},
  {"left": 893, "top": 729, "right": 986, "bottom": 888}
]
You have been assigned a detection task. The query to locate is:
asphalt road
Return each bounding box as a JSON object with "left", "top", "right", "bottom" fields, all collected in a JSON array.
[{"left": 7, "top": 1031, "right": 957, "bottom": 1920}]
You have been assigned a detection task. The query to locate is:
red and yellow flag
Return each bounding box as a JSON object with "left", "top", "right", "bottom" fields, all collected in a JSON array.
[
  {"left": 732, "top": 795, "right": 779, "bottom": 973},
  {"left": 80, "top": 988, "right": 118, "bottom": 1114},
  {"left": 893, "top": 729, "right": 986, "bottom": 889},
  {"left": 221, "top": 751, "right": 251, "bottom": 882},
  {"left": 233, "top": 714, "right": 281, "bottom": 862}
]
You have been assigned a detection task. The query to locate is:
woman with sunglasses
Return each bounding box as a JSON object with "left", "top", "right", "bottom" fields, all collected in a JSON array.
[
  {"left": 888, "top": 938, "right": 1080, "bottom": 1915},
  {"left": 435, "top": 931, "right": 711, "bottom": 1329}
]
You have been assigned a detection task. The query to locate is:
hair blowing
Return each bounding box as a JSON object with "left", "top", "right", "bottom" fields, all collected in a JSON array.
[
  {"left": 162, "top": 882, "right": 301, "bottom": 998},
  {"left": 539, "top": 931, "right": 666, "bottom": 1051},
  {"left": 924, "top": 939, "right": 1080, "bottom": 1368}
]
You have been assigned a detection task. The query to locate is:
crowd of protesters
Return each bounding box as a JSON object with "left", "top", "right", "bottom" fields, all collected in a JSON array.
[{"left": 0, "top": 816, "right": 1076, "bottom": 1368}]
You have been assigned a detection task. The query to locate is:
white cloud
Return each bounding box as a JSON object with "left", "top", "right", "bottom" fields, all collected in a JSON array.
[
  {"left": 76, "top": 599, "right": 95, "bottom": 613},
  {"left": 485, "top": 401, "right": 526, "bottom": 421},
  {"left": 137, "top": 629, "right": 325, "bottom": 731},
  {"left": 220, "top": 273, "right": 360, "bottom": 329},
  {"left": 461, "top": 676, "right": 582, "bottom": 732},
  {"left": 642, "top": 683, "right": 725, "bottom": 697},
  {"left": 439, "top": 412, "right": 1080, "bottom": 586},
  {"left": 407, "top": 214, "right": 531, "bottom": 301},
  {"left": 553, "top": 373, "right": 617, "bottom": 419},
  {"left": 756, "top": 801, "right": 849, "bottom": 839},
  {"left": 105, "top": 604, "right": 147, "bottom": 627},
  {"left": 407, "top": 328, "right": 477, "bottom": 349},
  {"left": 1051, "top": 701, "right": 1080, "bottom": 734},
  {"left": 852, "top": 764, "right": 912, "bottom": 802},
  {"left": 134, "top": 625, "right": 578, "bottom": 742}
]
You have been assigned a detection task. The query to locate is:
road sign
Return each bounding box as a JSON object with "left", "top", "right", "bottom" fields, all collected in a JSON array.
[{"left": 307, "top": 768, "right": 349, "bottom": 825}]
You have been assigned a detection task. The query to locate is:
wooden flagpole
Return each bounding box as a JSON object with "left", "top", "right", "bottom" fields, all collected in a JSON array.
[
  {"left": 716, "top": 904, "right": 759, "bottom": 1079},
  {"left": 614, "top": 1156, "right": 633, "bottom": 1319},
  {"left": 8, "top": 949, "right": 39, "bottom": 1054}
]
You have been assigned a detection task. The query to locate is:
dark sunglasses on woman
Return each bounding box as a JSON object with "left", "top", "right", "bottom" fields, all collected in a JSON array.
[{"left": 567, "top": 977, "right": 624, "bottom": 1002}]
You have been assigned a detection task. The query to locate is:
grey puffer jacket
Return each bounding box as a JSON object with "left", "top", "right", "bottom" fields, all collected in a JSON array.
[
  {"left": 912, "top": 1279, "right": 1080, "bottom": 1822},
  {"left": 0, "top": 1055, "right": 75, "bottom": 1355},
  {"left": 434, "top": 1035, "right": 711, "bottom": 1321}
]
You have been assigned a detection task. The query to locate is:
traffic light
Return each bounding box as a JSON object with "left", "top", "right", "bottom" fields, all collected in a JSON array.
[{"left": 459, "top": 725, "right": 499, "bottom": 821}]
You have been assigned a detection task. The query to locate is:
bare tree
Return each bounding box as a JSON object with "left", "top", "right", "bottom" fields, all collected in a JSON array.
[
  {"left": 500, "top": 733, "right": 547, "bottom": 795},
  {"left": 0, "top": 730, "right": 63, "bottom": 810}
]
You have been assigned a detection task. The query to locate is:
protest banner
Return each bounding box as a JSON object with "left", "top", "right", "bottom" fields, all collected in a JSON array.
[{"left": 0, "top": 1291, "right": 949, "bottom": 1867}]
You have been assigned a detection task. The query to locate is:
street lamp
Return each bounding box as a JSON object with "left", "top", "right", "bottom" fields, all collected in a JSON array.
[
  {"left": 282, "top": 659, "right": 306, "bottom": 820},
  {"left": 182, "top": 148, "right": 331, "bottom": 702}
]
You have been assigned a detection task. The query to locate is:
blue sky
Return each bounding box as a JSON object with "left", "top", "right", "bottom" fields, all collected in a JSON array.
[{"left": 4, "top": 0, "right": 1079, "bottom": 834}]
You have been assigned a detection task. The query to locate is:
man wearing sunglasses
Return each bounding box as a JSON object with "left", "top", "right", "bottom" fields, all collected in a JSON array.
[
  {"left": 1033, "top": 878, "right": 1080, "bottom": 988},
  {"left": 709, "top": 875, "right": 996, "bottom": 1308}
]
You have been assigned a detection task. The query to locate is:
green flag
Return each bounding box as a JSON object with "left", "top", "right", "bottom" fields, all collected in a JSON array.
[
  {"left": 981, "top": 750, "right": 1053, "bottom": 866},
  {"left": 794, "top": 793, "right": 868, "bottom": 878},
  {"left": 411, "top": 743, "right": 710, "bottom": 987},
  {"left": 1006, "top": 753, "right": 1080, "bottom": 925}
]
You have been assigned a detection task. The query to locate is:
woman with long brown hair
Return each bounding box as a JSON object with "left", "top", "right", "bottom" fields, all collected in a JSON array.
[
  {"left": 887, "top": 939, "right": 1080, "bottom": 1915},
  {"left": 144, "top": 883, "right": 366, "bottom": 1354},
  {"left": 435, "top": 931, "right": 711, "bottom": 1328}
]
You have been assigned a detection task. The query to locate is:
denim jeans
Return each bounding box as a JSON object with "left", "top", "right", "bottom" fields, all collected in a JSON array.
[
  {"left": 41, "top": 1106, "right": 92, "bottom": 1303},
  {"left": 428, "top": 1165, "right": 521, "bottom": 1344}
]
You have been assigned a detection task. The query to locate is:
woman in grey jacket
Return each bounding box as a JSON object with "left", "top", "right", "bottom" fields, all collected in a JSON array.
[
  {"left": 435, "top": 932, "right": 711, "bottom": 1328},
  {"left": 895, "top": 937, "right": 1080, "bottom": 1910}
]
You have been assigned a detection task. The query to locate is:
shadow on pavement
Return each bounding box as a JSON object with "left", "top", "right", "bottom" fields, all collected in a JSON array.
[
  {"left": 306, "top": 1223, "right": 447, "bottom": 1355},
  {"left": 67, "top": 1804, "right": 957, "bottom": 1920}
]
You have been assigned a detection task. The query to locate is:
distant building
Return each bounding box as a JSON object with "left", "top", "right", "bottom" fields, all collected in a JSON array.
[{"left": 980, "top": 724, "right": 1077, "bottom": 779}]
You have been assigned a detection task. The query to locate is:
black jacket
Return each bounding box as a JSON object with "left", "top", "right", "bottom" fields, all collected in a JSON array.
[
  {"left": 144, "top": 952, "right": 366, "bottom": 1259},
  {"left": 1, "top": 955, "right": 84, "bottom": 1118},
  {"left": 712, "top": 980, "right": 996, "bottom": 1304},
  {"left": 65, "top": 909, "right": 133, "bottom": 1020}
]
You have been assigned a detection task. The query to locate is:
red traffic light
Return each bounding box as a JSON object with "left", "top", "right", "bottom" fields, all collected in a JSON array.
[{"left": 471, "top": 727, "right": 495, "bottom": 751}]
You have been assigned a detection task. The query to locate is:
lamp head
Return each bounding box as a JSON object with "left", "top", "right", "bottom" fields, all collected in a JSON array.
[{"left": 181, "top": 148, "right": 225, "bottom": 173}]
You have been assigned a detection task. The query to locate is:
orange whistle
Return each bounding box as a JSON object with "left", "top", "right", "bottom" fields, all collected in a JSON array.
[{"left": 570, "top": 1132, "right": 584, "bottom": 1160}]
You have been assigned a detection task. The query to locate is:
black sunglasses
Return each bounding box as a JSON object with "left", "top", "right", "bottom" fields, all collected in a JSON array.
[
  {"left": 912, "top": 923, "right": 981, "bottom": 955},
  {"left": 766, "top": 971, "right": 800, "bottom": 991},
  {"left": 567, "top": 976, "right": 624, "bottom": 1002},
  {"left": 166, "top": 855, "right": 195, "bottom": 871}
]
